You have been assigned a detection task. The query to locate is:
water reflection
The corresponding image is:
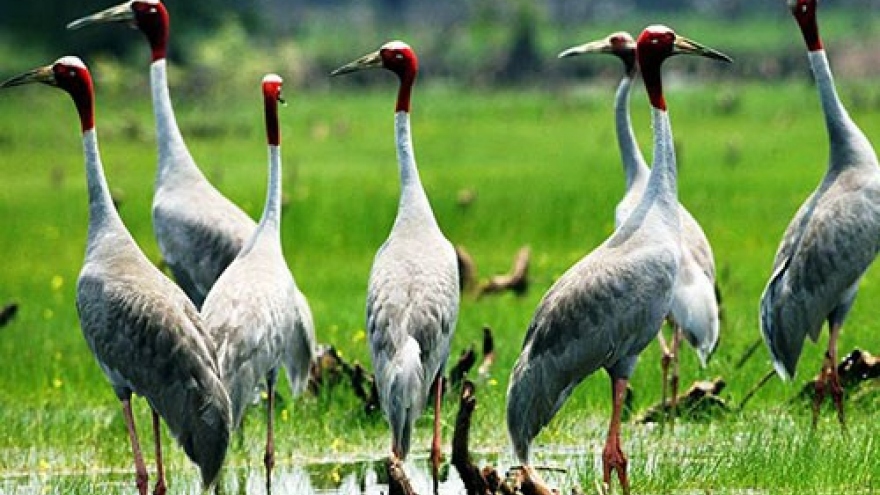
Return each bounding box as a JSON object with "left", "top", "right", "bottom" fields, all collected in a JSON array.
[{"left": 0, "top": 449, "right": 594, "bottom": 494}]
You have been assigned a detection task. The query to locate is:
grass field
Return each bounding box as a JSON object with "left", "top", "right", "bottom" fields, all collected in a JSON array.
[{"left": 0, "top": 69, "right": 879, "bottom": 494}]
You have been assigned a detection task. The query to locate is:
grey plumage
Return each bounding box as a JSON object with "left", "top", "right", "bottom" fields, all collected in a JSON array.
[
  {"left": 760, "top": 48, "right": 880, "bottom": 380},
  {"left": 506, "top": 106, "right": 681, "bottom": 462},
  {"left": 201, "top": 75, "right": 316, "bottom": 491},
  {"left": 67, "top": 0, "right": 256, "bottom": 309},
  {"left": 332, "top": 42, "right": 460, "bottom": 493},
  {"left": 507, "top": 29, "right": 731, "bottom": 493},
  {"left": 1, "top": 56, "right": 232, "bottom": 492}
]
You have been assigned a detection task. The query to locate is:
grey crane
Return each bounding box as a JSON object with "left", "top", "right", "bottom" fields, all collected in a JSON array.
[
  {"left": 330, "top": 41, "right": 460, "bottom": 495},
  {"left": 1, "top": 57, "right": 232, "bottom": 495},
  {"left": 506, "top": 27, "right": 730, "bottom": 494},
  {"left": 68, "top": 0, "right": 256, "bottom": 309},
  {"left": 759, "top": 0, "right": 880, "bottom": 428},
  {"left": 559, "top": 32, "right": 721, "bottom": 426},
  {"left": 201, "top": 74, "right": 317, "bottom": 494}
]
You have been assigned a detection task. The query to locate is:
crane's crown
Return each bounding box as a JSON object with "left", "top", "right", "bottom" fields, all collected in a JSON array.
[
  {"left": 56, "top": 56, "right": 88, "bottom": 70},
  {"left": 262, "top": 74, "right": 282, "bottom": 84},
  {"left": 381, "top": 40, "right": 411, "bottom": 52}
]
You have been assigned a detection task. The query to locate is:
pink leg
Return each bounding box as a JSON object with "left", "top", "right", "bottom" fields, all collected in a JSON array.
[
  {"left": 826, "top": 323, "right": 846, "bottom": 430},
  {"left": 152, "top": 410, "right": 166, "bottom": 495},
  {"left": 602, "top": 378, "right": 630, "bottom": 495},
  {"left": 264, "top": 379, "right": 277, "bottom": 495},
  {"left": 657, "top": 331, "right": 672, "bottom": 432},
  {"left": 431, "top": 376, "right": 443, "bottom": 495},
  {"left": 121, "top": 397, "right": 149, "bottom": 495},
  {"left": 669, "top": 328, "right": 682, "bottom": 433}
]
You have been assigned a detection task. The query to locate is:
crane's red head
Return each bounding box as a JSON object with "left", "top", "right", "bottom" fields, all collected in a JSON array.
[
  {"left": 68, "top": 0, "right": 170, "bottom": 62},
  {"left": 262, "top": 74, "right": 283, "bottom": 147},
  {"left": 636, "top": 25, "right": 731, "bottom": 111},
  {"left": 1, "top": 57, "right": 95, "bottom": 132},
  {"left": 330, "top": 40, "right": 419, "bottom": 113},
  {"left": 559, "top": 31, "right": 637, "bottom": 76},
  {"left": 788, "top": 0, "right": 822, "bottom": 51}
]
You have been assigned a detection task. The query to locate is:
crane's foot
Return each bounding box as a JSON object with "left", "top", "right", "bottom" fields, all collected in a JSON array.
[
  {"left": 264, "top": 450, "right": 275, "bottom": 495},
  {"left": 827, "top": 356, "right": 847, "bottom": 433},
  {"left": 660, "top": 352, "right": 672, "bottom": 434},
  {"left": 134, "top": 472, "right": 148, "bottom": 495},
  {"left": 152, "top": 478, "right": 166, "bottom": 495},
  {"left": 602, "top": 438, "right": 630, "bottom": 495}
]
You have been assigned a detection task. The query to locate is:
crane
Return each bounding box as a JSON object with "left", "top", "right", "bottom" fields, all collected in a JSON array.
[
  {"left": 1, "top": 56, "right": 232, "bottom": 495},
  {"left": 759, "top": 0, "right": 880, "bottom": 428},
  {"left": 559, "top": 32, "right": 721, "bottom": 427},
  {"left": 201, "top": 74, "right": 317, "bottom": 494},
  {"left": 67, "top": 0, "right": 256, "bottom": 309},
  {"left": 506, "top": 26, "right": 730, "bottom": 494},
  {"left": 330, "top": 41, "right": 460, "bottom": 495}
]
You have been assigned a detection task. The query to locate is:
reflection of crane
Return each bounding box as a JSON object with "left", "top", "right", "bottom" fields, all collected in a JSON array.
[
  {"left": 760, "top": 0, "right": 880, "bottom": 428},
  {"left": 68, "top": 0, "right": 255, "bottom": 308},
  {"left": 507, "top": 27, "right": 730, "bottom": 494},
  {"left": 559, "top": 32, "right": 720, "bottom": 425},
  {"left": 201, "top": 75, "right": 316, "bottom": 494},
  {"left": 1, "top": 57, "right": 231, "bottom": 495},
  {"left": 331, "top": 41, "right": 460, "bottom": 495}
]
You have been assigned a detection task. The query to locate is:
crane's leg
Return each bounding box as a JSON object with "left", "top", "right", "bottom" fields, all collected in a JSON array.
[
  {"left": 826, "top": 322, "right": 846, "bottom": 431},
  {"left": 151, "top": 409, "right": 167, "bottom": 495},
  {"left": 602, "top": 378, "right": 630, "bottom": 495},
  {"left": 120, "top": 397, "right": 149, "bottom": 495},
  {"left": 264, "top": 372, "right": 278, "bottom": 495},
  {"left": 669, "top": 327, "right": 682, "bottom": 433},
  {"left": 657, "top": 330, "right": 672, "bottom": 432},
  {"left": 430, "top": 375, "right": 444, "bottom": 495}
]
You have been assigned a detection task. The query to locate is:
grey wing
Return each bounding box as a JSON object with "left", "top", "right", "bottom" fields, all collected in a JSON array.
[
  {"left": 76, "top": 271, "right": 231, "bottom": 486},
  {"left": 152, "top": 187, "right": 255, "bottom": 307},
  {"left": 679, "top": 205, "right": 716, "bottom": 281},
  {"left": 506, "top": 245, "right": 676, "bottom": 462},
  {"left": 761, "top": 179, "right": 880, "bottom": 378},
  {"left": 284, "top": 287, "right": 317, "bottom": 397}
]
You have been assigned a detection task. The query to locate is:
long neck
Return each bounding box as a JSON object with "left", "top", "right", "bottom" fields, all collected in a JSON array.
[
  {"left": 644, "top": 107, "right": 678, "bottom": 215},
  {"left": 614, "top": 74, "right": 650, "bottom": 190},
  {"left": 150, "top": 59, "right": 203, "bottom": 185},
  {"left": 392, "top": 111, "right": 437, "bottom": 231},
  {"left": 808, "top": 50, "right": 875, "bottom": 168},
  {"left": 258, "top": 145, "right": 283, "bottom": 238},
  {"left": 82, "top": 130, "right": 129, "bottom": 252}
]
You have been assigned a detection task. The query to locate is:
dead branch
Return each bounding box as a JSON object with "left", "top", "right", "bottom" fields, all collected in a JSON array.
[
  {"left": 0, "top": 301, "right": 18, "bottom": 328},
  {"left": 478, "top": 326, "right": 495, "bottom": 378},
  {"left": 457, "top": 245, "right": 479, "bottom": 294},
  {"left": 387, "top": 456, "right": 420, "bottom": 495},
  {"left": 796, "top": 348, "right": 880, "bottom": 401},
  {"left": 452, "top": 380, "right": 493, "bottom": 495},
  {"left": 637, "top": 377, "right": 729, "bottom": 423},
  {"left": 449, "top": 346, "right": 477, "bottom": 392},
  {"left": 477, "top": 246, "right": 530, "bottom": 298}
]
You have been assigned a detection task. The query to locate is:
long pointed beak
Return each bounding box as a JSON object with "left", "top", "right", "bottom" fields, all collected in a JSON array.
[
  {"left": 67, "top": 1, "right": 135, "bottom": 30},
  {"left": 0, "top": 65, "right": 56, "bottom": 89},
  {"left": 330, "top": 50, "right": 383, "bottom": 76},
  {"left": 558, "top": 39, "right": 611, "bottom": 59},
  {"left": 673, "top": 36, "right": 733, "bottom": 63}
]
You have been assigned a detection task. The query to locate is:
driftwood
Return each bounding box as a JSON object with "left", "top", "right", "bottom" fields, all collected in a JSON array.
[
  {"left": 0, "top": 301, "right": 18, "bottom": 328},
  {"left": 796, "top": 348, "right": 880, "bottom": 401},
  {"left": 457, "top": 245, "right": 479, "bottom": 294},
  {"left": 637, "top": 377, "right": 729, "bottom": 423},
  {"left": 478, "top": 246, "right": 530, "bottom": 298},
  {"left": 451, "top": 380, "right": 556, "bottom": 495},
  {"left": 387, "top": 456, "right": 420, "bottom": 495},
  {"left": 477, "top": 326, "right": 495, "bottom": 378},
  {"left": 449, "top": 346, "right": 477, "bottom": 391},
  {"left": 307, "top": 345, "right": 380, "bottom": 413}
]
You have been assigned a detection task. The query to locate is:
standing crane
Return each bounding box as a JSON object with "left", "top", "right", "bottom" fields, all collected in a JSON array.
[
  {"left": 201, "top": 74, "right": 317, "bottom": 495},
  {"left": 759, "top": 0, "right": 880, "bottom": 428},
  {"left": 68, "top": 0, "right": 256, "bottom": 309},
  {"left": 559, "top": 32, "right": 720, "bottom": 426},
  {"left": 506, "top": 27, "right": 730, "bottom": 494},
  {"left": 330, "top": 41, "right": 460, "bottom": 495},
  {"left": 1, "top": 57, "right": 232, "bottom": 495}
]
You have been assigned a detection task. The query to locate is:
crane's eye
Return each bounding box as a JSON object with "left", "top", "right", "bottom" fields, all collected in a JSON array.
[{"left": 395, "top": 53, "right": 404, "bottom": 60}]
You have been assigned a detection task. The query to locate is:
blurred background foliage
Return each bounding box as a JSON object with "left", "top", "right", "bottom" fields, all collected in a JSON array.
[{"left": 2, "top": 0, "right": 880, "bottom": 95}]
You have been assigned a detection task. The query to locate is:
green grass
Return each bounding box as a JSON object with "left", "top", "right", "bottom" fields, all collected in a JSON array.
[{"left": 1, "top": 74, "right": 879, "bottom": 494}]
